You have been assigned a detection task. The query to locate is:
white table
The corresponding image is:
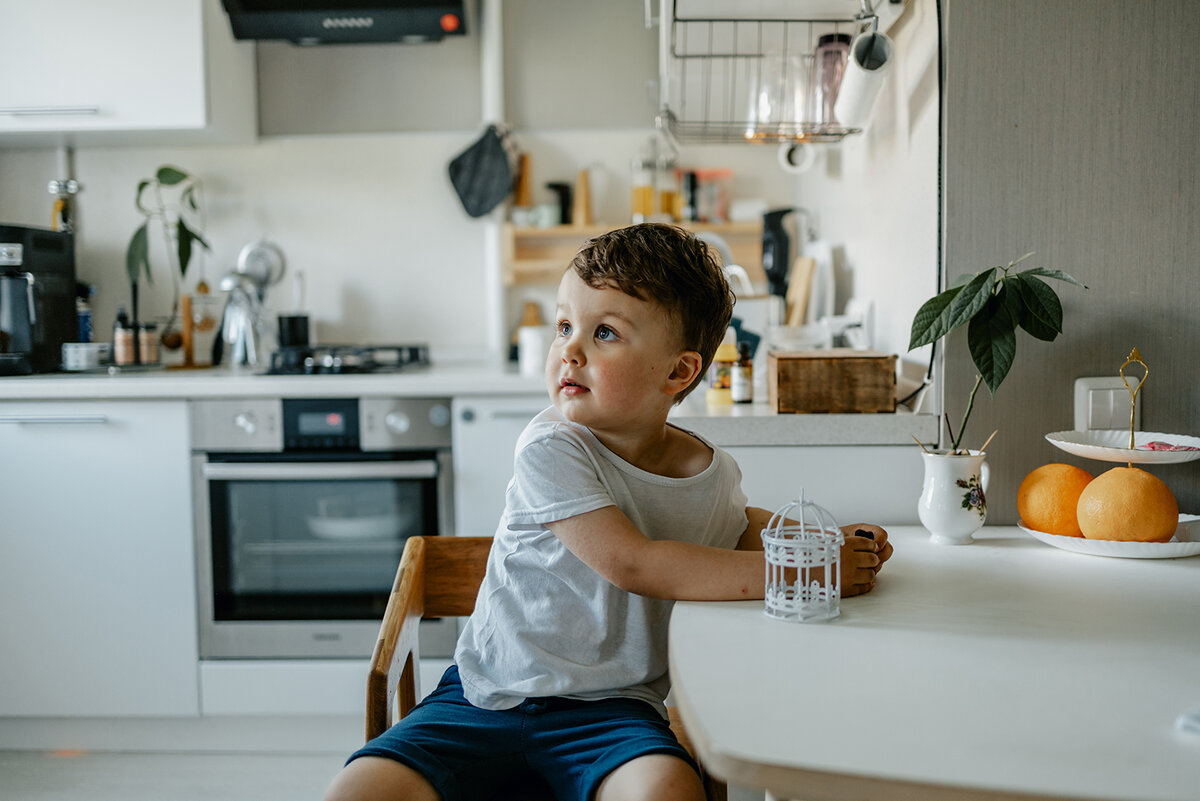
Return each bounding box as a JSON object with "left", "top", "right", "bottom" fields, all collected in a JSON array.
[{"left": 668, "top": 526, "right": 1200, "bottom": 801}]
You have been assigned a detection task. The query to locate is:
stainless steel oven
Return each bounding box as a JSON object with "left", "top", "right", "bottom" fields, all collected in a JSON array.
[{"left": 192, "top": 397, "right": 457, "bottom": 659}]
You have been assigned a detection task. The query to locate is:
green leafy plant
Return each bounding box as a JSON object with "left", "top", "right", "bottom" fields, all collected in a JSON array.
[
  {"left": 125, "top": 165, "right": 209, "bottom": 335},
  {"left": 909, "top": 253, "right": 1087, "bottom": 453}
]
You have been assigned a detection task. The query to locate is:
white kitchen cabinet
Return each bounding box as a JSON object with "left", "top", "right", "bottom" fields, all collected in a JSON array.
[
  {"left": 0, "top": 0, "right": 255, "bottom": 146},
  {"left": 0, "top": 400, "right": 199, "bottom": 717},
  {"left": 727, "top": 445, "right": 923, "bottom": 525},
  {"left": 451, "top": 395, "right": 548, "bottom": 537}
]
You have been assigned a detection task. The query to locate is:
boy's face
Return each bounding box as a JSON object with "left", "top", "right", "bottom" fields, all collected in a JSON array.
[{"left": 548, "top": 270, "right": 698, "bottom": 434}]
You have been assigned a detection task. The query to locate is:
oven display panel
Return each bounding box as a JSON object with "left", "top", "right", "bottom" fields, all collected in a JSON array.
[{"left": 297, "top": 411, "right": 346, "bottom": 436}]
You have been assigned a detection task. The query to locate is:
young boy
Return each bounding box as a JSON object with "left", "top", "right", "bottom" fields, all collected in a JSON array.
[{"left": 324, "top": 223, "right": 890, "bottom": 801}]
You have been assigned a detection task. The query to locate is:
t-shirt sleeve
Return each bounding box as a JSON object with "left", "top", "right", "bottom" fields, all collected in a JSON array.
[{"left": 504, "top": 424, "right": 615, "bottom": 530}]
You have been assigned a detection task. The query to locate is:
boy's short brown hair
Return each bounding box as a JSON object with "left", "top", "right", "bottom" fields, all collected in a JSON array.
[{"left": 569, "top": 223, "right": 734, "bottom": 402}]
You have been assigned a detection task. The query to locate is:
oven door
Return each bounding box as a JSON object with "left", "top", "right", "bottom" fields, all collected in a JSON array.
[{"left": 194, "top": 451, "right": 457, "bottom": 659}]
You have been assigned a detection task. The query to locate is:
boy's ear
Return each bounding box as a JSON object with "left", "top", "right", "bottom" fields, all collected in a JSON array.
[{"left": 666, "top": 350, "right": 703, "bottom": 393}]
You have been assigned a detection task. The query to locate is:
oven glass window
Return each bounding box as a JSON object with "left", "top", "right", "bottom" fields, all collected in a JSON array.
[{"left": 207, "top": 462, "right": 438, "bottom": 621}]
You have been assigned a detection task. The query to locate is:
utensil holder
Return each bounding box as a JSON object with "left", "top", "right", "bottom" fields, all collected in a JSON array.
[{"left": 761, "top": 494, "right": 843, "bottom": 622}]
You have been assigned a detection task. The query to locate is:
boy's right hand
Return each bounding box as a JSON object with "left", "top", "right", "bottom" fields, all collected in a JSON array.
[{"left": 840, "top": 524, "right": 890, "bottom": 597}]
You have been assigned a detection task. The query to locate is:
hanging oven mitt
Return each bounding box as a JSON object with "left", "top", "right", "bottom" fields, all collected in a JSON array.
[{"left": 448, "top": 124, "right": 513, "bottom": 218}]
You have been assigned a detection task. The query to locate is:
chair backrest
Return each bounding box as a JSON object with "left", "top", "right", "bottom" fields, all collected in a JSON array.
[
  {"left": 367, "top": 536, "right": 493, "bottom": 737},
  {"left": 419, "top": 535, "right": 493, "bottom": 618}
]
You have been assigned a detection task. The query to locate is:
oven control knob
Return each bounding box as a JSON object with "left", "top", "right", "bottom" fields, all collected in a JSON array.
[
  {"left": 234, "top": 412, "right": 257, "bottom": 435},
  {"left": 385, "top": 411, "right": 411, "bottom": 434},
  {"left": 429, "top": 403, "right": 451, "bottom": 428}
]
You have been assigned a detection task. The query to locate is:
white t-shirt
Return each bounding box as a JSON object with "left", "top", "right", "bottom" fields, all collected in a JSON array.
[{"left": 454, "top": 407, "right": 748, "bottom": 717}]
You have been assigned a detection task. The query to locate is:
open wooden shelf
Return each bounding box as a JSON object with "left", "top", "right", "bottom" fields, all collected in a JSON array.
[{"left": 501, "top": 221, "right": 765, "bottom": 286}]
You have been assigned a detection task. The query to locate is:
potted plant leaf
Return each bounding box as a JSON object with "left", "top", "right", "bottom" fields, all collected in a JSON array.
[
  {"left": 908, "top": 254, "right": 1087, "bottom": 545},
  {"left": 125, "top": 165, "right": 210, "bottom": 352},
  {"left": 909, "top": 253, "right": 1088, "bottom": 453}
]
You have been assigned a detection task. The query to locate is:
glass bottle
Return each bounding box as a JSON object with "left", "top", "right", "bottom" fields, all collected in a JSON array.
[
  {"left": 731, "top": 342, "right": 754, "bottom": 404},
  {"left": 815, "top": 33, "right": 852, "bottom": 126}
]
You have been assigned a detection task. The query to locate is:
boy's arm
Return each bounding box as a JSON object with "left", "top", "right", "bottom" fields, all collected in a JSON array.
[{"left": 547, "top": 506, "right": 765, "bottom": 601}]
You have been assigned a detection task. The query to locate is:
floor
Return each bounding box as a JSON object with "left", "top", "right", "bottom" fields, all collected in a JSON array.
[{"left": 0, "top": 749, "right": 346, "bottom": 801}]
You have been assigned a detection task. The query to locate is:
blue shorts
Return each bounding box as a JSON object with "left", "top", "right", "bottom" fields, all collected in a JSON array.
[{"left": 348, "top": 665, "right": 699, "bottom": 801}]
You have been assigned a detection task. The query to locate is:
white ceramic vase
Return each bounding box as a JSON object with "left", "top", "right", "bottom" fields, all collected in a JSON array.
[{"left": 917, "top": 450, "right": 990, "bottom": 545}]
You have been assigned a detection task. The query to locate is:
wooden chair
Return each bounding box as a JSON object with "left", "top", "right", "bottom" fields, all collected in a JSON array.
[{"left": 365, "top": 535, "right": 726, "bottom": 801}]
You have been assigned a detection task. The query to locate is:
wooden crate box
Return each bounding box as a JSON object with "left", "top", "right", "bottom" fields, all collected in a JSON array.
[{"left": 768, "top": 349, "right": 897, "bottom": 413}]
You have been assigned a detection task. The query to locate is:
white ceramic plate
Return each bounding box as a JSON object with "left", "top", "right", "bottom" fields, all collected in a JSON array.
[
  {"left": 307, "top": 513, "right": 405, "bottom": 541},
  {"left": 1045, "top": 430, "right": 1200, "bottom": 464},
  {"left": 1018, "top": 515, "right": 1200, "bottom": 559}
]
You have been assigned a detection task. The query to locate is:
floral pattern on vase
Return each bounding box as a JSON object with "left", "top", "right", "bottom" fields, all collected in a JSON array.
[{"left": 918, "top": 450, "right": 990, "bottom": 545}]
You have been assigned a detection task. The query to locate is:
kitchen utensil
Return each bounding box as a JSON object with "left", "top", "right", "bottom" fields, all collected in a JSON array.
[
  {"left": 61, "top": 342, "right": 109, "bottom": 371},
  {"left": 746, "top": 53, "right": 811, "bottom": 140},
  {"left": 814, "top": 33, "right": 851, "bottom": 125},
  {"left": 1045, "top": 430, "right": 1200, "bottom": 465},
  {"left": 0, "top": 270, "right": 37, "bottom": 375},
  {"left": 235, "top": 239, "right": 286, "bottom": 295},
  {"left": 761, "top": 208, "right": 795, "bottom": 297},
  {"left": 277, "top": 314, "right": 310, "bottom": 348},
  {"left": 448, "top": 124, "right": 513, "bottom": 218},
  {"left": 1019, "top": 517, "right": 1200, "bottom": 559},
  {"left": 785, "top": 257, "right": 816, "bottom": 326},
  {"left": 215, "top": 271, "right": 264, "bottom": 368},
  {"left": 803, "top": 238, "right": 835, "bottom": 324}
]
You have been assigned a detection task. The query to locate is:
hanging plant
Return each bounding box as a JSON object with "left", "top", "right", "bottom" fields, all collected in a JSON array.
[{"left": 909, "top": 253, "right": 1087, "bottom": 453}]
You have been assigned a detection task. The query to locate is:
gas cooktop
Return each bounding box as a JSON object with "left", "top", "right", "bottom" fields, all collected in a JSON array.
[{"left": 266, "top": 344, "right": 430, "bottom": 375}]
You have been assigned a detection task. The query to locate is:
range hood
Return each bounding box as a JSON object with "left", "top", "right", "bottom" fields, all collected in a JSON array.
[{"left": 220, "top": 1, "right": 467, "bottom": 45}]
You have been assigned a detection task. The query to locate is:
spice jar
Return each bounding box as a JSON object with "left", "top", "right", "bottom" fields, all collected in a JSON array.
[
  {"left": 706, "top": 327, "right": 738, "bottom": 405},
  {"left": 137, "top": 322, "right": 159, "bottom": 365},
  {"left": 731, "top": 342, "right": 754, "bottom": 404},
  {"left": 113, "top": 306, "right": 136, "bottom": 365}
]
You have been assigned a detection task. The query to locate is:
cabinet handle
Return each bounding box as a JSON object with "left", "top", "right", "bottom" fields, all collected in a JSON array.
[
  {"left": 0, "top": 106, "right": 100, "bottom": 116},
  {"left": 0, "top": 414, "right": 109, "bottom": 425},
  {"left": 202, "top": 461, "right": 439, "bottom": 481}
]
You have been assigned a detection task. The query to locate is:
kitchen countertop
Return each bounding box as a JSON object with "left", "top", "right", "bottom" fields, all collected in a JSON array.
[{"left": 0, "top": 361, "right": 938, "bottom": 447}]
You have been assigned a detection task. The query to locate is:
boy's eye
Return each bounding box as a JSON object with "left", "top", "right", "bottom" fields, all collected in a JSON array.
[
  {"left": 557, "top": 321, "right": 571, "bottom": 337},
  {"left": 595, "top": 325, "right": 616, "bottom": 341}
]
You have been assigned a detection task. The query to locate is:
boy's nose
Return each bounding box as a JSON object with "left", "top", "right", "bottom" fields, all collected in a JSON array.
[{"left": 560, "top": 337, "right": 585, "bottom": 365}]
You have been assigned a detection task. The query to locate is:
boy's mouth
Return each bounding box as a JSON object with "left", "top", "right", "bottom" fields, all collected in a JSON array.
[{"left": 559, "top": 377, "right": 588, "bottom": 394}]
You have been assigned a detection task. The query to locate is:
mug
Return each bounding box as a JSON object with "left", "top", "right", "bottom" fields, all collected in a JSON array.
[
  {"left": 277, "top": 314, "right": 310, "bottom": 348},
  {"left": 517, "top": 325, "right": 556, "bottom": 378}
]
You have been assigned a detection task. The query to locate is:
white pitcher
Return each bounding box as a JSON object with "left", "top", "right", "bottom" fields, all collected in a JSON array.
[{"left": 917, "top": 450, "right": 990, "bottom": 545}]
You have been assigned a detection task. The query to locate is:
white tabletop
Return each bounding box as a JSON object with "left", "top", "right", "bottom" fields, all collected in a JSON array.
[{"left": 668, "top": 526, "right": 1200, "bottom": 801}]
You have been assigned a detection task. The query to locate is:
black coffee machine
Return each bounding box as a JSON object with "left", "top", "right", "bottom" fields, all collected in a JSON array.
[
  {"left": 761, "top": 208, "right": 795, "bottom": 298},
  {"left": 0, "top": 225, "right": 76, "bottom": 375}
]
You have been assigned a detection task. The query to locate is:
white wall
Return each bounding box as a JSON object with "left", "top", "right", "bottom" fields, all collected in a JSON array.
[{"left": 0, "top": 0, "right": 938, "bottom": 367}]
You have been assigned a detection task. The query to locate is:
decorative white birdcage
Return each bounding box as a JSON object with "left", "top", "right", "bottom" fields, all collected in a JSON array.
[{"left": 760, "top": 492, "right": 843, "bottom": 622}]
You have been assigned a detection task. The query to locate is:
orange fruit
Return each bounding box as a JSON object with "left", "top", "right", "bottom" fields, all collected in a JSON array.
[
  {"left": 1017, "top": 463, "right": 1094, "bottom": 537},
  {"left": 1076, "top": 466, "right": 1179, "bottom": 542}
]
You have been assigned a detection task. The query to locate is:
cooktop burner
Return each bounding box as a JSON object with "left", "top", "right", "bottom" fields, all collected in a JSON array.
[{"left": 266, "top": 344, "right": 430, "bottom": 375}]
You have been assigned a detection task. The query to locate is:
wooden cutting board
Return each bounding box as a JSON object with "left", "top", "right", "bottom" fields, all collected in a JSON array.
[{"left": 785, "top": 257, "right": 816, "bottom": 326}]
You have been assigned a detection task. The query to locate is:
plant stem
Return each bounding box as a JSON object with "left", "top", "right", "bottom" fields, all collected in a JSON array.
[
  {"left": 151, "top": 181, "right": 181, "bottom": 327},
  {"left": 952, "top": 374, "right": 983, "bottom": 453}
]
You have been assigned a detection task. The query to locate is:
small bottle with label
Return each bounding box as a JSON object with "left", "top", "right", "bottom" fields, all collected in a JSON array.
[
  {"left": 731, "top": 342, "right": 754, "bottom": 404},
  {"left": 113, "top": 306, "right": 135, "bottom": 365},
  {"left": 706, "top": 327, "right": 738, "bottom": 405}
]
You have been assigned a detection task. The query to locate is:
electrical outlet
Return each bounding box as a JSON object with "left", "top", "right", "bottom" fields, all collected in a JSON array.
[{"left": 1074, "top": 377, "right": 1141, "bottom": 432}]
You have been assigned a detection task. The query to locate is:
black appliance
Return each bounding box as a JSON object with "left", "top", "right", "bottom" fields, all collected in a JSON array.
[
  {"left": 0, "top": 225, "right": 76, "bottom": 375},
  {"left": 267, "top": 343, "right": 430, "bottom": 375},
  {"left": 761, "top": 208, "right": 795, "bottom": 298},
  {"left": 220, "top": 0, "right": 467, "bottom": 45}
]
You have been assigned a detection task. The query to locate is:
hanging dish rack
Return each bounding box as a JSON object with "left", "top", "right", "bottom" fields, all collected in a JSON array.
[{"left": 656, "top": 0, "right": 882, "bottom": 145}]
